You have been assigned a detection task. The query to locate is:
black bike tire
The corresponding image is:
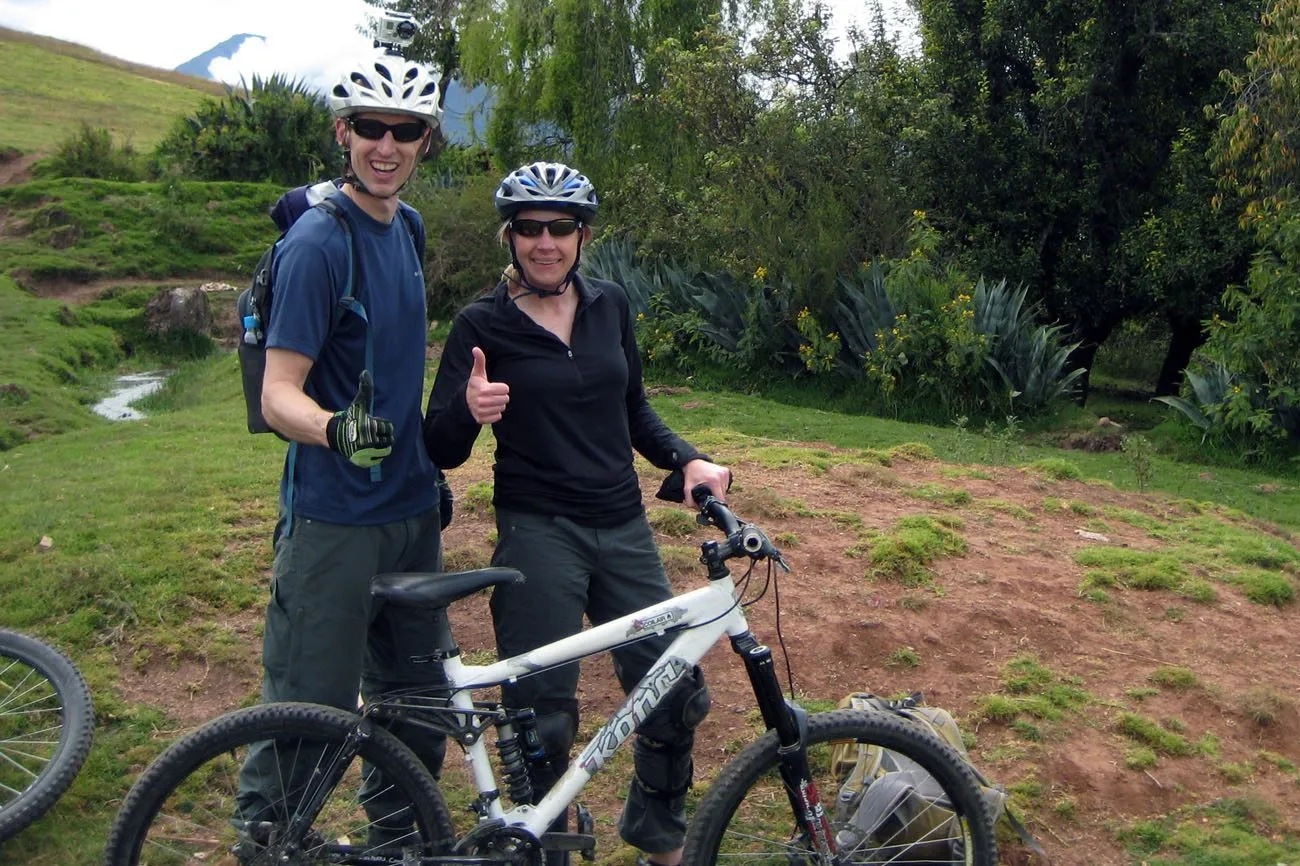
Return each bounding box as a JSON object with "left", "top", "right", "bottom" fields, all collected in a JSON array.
[
  {"left": 103, "top": 701, "right": 456, "bottom": 865},
  {"left": 684, "top": 708, "right": 999, "bottom": 864},
  {"left": 0, "top": 628, "right": 95, "bottom": 842}
]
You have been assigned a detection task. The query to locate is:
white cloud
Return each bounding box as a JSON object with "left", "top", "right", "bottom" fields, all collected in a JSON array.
[{"left": 0, "top": 0, "right": 378, "bottom": 90}]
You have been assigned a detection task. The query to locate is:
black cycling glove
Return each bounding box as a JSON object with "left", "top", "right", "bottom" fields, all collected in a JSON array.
[{"left": 326, "top": 371, "right": 394, "bottom": 468}]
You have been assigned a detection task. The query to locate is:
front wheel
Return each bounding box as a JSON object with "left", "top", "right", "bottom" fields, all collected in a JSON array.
[
  {"left": 104, "top": 701, "right": 456, "bottom": 865},
  {"left": 0, "top": 628, "right": 95, "bottom": 842},
  {"left": 685, "top": 709, "right": 999, "bottom": 864}
]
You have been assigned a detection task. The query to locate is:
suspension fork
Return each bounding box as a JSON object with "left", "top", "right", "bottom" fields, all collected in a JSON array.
[{"left": 732, "top": 632, "right": 838, "bottom": 860}]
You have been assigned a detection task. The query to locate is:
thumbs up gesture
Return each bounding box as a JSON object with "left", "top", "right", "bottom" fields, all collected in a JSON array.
[
  {"left": 466, "top": 346, "right": 510, "bottom": 424},
  {"left": 326, "top": 370, "right": 394, "bottom": 467}
]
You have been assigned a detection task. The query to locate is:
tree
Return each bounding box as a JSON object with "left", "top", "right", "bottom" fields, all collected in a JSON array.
[
  {"left": 455, "top": 0, "right": 737, "bottom": 176},
  {"left": 911, "top": 0, "right": 1265, "bottom": 400},
  {"left": 1199, "top": 0, "right": 1300, "bottom": 442}
]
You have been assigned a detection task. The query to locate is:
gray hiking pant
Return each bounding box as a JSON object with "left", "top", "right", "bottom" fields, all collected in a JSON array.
[
  {"left": 490, "top": 508, "right": 711, "bottom": 855},
  {"left": 237, "top": 507, "right": 447, "bottom": 832}
]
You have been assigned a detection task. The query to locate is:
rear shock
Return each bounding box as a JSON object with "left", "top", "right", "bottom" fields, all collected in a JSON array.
[{"left": 496, "top": 708, "right": 547, "bottom": 804}]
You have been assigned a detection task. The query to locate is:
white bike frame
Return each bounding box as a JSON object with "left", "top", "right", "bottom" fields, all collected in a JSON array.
[{"left": 436, "top": 569, "right": 751, "bottom": 842}]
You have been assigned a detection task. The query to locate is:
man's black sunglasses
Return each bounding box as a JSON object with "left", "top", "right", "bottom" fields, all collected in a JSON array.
[
  {"left": 348, "top": 117, "right": 427, "bottom": 143},
  {"left": 510, "top": 218, "right": 583, "bottom": 238}
]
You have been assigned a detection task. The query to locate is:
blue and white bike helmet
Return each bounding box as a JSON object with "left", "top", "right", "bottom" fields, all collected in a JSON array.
[{"left": 494, "top": 162, "right": 599, "bottom": 223}]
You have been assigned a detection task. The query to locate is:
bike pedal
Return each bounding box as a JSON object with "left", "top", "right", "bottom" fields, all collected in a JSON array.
[
  {"left": 575, "top": 803, "right": 595, "bottom": 861},
  {"left": 539, "top": 831, "right": 596, "bottom": 853}
]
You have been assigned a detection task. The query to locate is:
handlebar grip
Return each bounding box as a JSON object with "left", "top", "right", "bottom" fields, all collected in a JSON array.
[{"left": 695, "top": 487, "right": 742, "bottom": 536}]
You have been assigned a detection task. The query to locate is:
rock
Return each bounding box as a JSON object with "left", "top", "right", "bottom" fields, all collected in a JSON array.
[
  {"left": 145, "top": 286, "right": 213, "bottom": 336},
  {"left": 1075, "top": 529, "right": 1110, "bottom": 542},
  {"left": 199, "top": 281, "right": 239, "bottom": 293}
]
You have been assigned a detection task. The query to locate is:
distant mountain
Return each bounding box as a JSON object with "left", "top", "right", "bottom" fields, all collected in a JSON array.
[
  {"left": 172, "top": 36, "right": 487, "bottom": 144},
  {"left": 175, "top": 34, "right": 262, "bottom": 80}
]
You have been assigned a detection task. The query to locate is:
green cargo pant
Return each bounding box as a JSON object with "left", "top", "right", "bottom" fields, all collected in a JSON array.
[{"left": 236, "top": 507, "right": 447, "bottom": 837}]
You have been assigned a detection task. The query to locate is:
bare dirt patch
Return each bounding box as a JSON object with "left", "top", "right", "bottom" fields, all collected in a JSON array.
[
  {"left": 115, "top": 443, "right": 1300, "bottom": 864},
  {"left": 0, "top": 149, "right": 40, "bottom": 187}
]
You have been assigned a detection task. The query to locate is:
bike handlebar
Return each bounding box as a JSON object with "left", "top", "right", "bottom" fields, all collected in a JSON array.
[{"left": 691, "top": 484, "right": 790, "bottom": 571}]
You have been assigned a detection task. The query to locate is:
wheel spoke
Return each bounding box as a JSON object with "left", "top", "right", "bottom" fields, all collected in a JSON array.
[{"left": 686, "top": 710, "right": 997, "bottom": 865}]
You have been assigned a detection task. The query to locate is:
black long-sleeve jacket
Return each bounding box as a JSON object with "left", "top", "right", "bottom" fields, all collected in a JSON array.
[{"left": 423, "top": 274, "right": 701, "bottom": 526}]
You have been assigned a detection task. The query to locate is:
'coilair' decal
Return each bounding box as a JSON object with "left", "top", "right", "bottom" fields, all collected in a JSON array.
[
  {"left": 577, "top": 657, "right": 690, "bottom": 772},
  {"left": 627, "top": 606, "right": 686, "bottom": 638}
]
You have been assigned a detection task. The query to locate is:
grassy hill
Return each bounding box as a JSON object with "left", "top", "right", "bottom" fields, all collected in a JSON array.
[{"left": 0, "top": 26, "right": 223, "bottom": 155}]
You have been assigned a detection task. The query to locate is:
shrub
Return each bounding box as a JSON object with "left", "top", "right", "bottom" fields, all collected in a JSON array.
[
  {"left": 405, "top": 171, "right": 504, "bottom": 318},
  {"left": 153, "top": 74, "right": 339, "bottom": 186},
  {"left": 43, "top": 123, "right": 144, "bottom": 181}
]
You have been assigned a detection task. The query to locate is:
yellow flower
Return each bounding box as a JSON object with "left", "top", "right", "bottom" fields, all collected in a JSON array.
[{"left": 754, "top": 266, "right": 768, "bottom": 281}]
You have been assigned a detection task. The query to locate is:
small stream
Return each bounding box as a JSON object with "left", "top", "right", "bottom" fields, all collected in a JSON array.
[{"left": 91, "top": 372, "right": 168, "bottom": 421}]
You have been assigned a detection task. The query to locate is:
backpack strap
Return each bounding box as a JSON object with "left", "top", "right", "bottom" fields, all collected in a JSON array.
[
  {"left": 319, "top": 198, "right": 381, "bottom": 484},
  {"left": 281, "top": 197, "right": 381, "bottom": 535}
]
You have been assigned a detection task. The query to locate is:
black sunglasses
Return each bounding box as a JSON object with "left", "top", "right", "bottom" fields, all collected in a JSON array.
[
  {"left": 510, "top": 218, "right": 583, "bottom": 238},
  {"left": 348, "top": 117, "right": 427, "bottom": 143}
]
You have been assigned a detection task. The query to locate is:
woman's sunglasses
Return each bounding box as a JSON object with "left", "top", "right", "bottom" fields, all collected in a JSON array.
[
  {"left": 348, "top": 117, "right": 427, "bottom": 143},
  {"left": 510, "top": 218, "right": 583, "bottom": 238}
]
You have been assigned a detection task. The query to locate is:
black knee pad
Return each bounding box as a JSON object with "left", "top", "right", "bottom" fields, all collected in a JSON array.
[
  {"left": 523, "top": 705, "right": 578, "bottom": 800},
  {"left": 631, "top": 665, "right": 710, "bottom": 800},
  {"left": 638, "top": 664, "right": 711, "bottom": 744},
  {"left": 531, "top": 704, "right": 578, "bottom": 759}
]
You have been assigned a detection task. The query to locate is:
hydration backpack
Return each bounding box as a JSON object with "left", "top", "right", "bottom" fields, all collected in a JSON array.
[
  {"left": 236, "top": 180, "right": 423, "bottom": 436},
  {"left": 829, "top": 691, "right": 1045, "bottom": 861}
]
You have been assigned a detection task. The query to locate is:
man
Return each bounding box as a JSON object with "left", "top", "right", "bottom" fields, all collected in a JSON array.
[{"left": 235, "top": 50, "right": 446, "bottom": 855}]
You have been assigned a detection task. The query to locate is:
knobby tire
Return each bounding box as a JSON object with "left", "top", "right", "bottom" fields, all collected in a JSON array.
[
  {"left": 684, "top": 709, "right": 999, "bottom": 864},
  {"left": 0, "top": 628, "right": 94, "bottom": 842},
  {"left": 103, "top": 701, "right": 455, "bottom": 865}
]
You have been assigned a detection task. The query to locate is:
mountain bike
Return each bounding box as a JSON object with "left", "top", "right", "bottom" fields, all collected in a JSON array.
[
  {"left": 104, "top": 489, "right": 998, "bottom": 864},
  {"left": 0, "top": 627, "right": 95, "bottom": 842}
]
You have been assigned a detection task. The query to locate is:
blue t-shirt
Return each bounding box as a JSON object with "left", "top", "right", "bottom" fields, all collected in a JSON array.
[{"left": 266, "top": 192, "right": 438, "bottom": 525}]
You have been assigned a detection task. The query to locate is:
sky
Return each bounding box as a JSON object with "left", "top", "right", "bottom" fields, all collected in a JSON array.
[{"left": 0, "top": 0, "right": 918, "bottom": 94}]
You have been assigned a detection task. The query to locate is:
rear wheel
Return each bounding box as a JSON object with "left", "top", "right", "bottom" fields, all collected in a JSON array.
[
  {"left": 0, "top": 628, "right": 94, "bottom": 842},
  {"left": 684, "top": 709, "right": 999, "bottom": 864},
  {"left": 104, "top": 701, "right": 455, "bottom": 865}
]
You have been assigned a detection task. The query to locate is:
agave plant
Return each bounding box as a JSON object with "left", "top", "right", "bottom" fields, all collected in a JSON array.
[
  {"left": 973, "top": 278, "right": 1084, "bottom": 411},
  {"left": 584, "top": 235, "right": 655, "bottom": 314},
  {"left": 1152, "top": 364, "right": 1236, "bottom": 436},
  {"left": 985, "top": 323, "right": 1085, "bottom": 412},
  {"left": 830, "top": 263, "right": 897, "bottom": 378}
]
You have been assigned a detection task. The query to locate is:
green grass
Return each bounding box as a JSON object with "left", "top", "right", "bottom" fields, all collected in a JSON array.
[
  {"left": 1118, "top": 797, "right": 1300, "bottom": 863},
  {"left": 0, "top": 177, "right": 280, "bottom": 282},
  {"left": 0, "top": 277, "right": 123, "bottom": 446},
  {"left": 649, "top": 389, "right": 1300, "bottom": 530},
  {"left": 0, "top": 28, "right": 222, "bottom": 155},
  {"left": 862, "top": 514, "right": 967, "bottom": 587}
]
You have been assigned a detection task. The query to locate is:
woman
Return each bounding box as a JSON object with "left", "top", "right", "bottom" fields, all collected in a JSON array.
[{"left": 423, "top": 162, "right": 730, "bottom": 866}]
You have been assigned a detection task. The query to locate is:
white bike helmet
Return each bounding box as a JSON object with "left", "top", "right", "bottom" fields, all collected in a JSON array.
[
  {"left": 328, "top": 54, "right": 443, "bottom": 128},
  {"left": 495, "top": 162, "right": 599, "bottom": 223}
]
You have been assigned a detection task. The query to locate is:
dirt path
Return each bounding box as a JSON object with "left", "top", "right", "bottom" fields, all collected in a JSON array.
[{"left": 113, "top": 443, "right": 1300, "bottom": 864}]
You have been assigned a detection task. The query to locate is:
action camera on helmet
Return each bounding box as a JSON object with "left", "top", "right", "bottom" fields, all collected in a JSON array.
[{"left": 373, "top": 10, "right": 418, "bottom": 54}]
